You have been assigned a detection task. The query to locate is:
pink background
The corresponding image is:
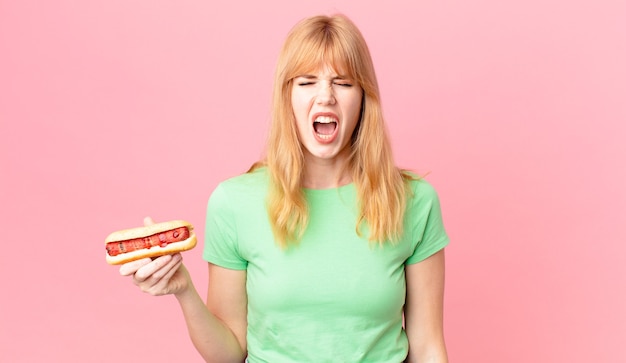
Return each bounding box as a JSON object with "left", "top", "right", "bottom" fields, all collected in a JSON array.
[{"left": 1, "top": 0, "right": 625, "bottom": 362}]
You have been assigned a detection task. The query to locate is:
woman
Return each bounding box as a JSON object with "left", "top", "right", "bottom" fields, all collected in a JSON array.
[{"left": 120, "top": 14, "right": 449, "bottom": 363}]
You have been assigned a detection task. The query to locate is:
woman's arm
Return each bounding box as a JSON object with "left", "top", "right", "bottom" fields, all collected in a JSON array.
[
  {"left": 176, "top": 262, "right": 247, "bottom": 362},
  {"left": 404, "top": 249, "right": 448, "bottom": 363},
  {"left": 120, "top": 254, "right": 247, "bottom": 362}
]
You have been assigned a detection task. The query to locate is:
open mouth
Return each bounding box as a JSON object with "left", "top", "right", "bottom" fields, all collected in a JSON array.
[{"left": 313, "top": 115, "right": 338, "bottom": 139}]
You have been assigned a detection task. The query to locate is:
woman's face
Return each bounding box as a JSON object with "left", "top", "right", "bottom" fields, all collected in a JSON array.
[{"left": 291, "top": 66, "right": 363, "bottom": 165}]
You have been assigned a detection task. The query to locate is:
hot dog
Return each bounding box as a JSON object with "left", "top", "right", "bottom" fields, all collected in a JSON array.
[{"left": 105, "top": 220, "right": 196, "bottom": 265}]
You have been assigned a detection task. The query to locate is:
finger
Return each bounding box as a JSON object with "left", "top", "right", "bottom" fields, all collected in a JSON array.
[
  {"left": 143, "top": 254, "right": 181, "bottom": 283},
  {"left": 161, "top": 257, "right": 183, "bottom": 283},
  {"left": 119, "top": 257, "right": 153, "bottom": 276},
  {"left": 143, "top": 216, "right": 155, "bottom": 226},
  {"left": 151, "top": 256, "right": 184, "bottom": 294},
  {"left": 136, "top": 254, "right": 182, "bottom": 294},
  {"left": 133, "top": 254, "right": 173, "bottom": 282}
]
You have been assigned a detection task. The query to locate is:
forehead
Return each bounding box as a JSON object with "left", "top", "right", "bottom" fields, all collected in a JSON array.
[
  {"left": 294, "top": 60, "right": 352, "bottom": 79},
  {"left": 295, "top": 64, "right": 349, "bottom": 78}
]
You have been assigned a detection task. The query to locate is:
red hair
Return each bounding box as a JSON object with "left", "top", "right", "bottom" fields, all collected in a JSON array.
[{"left": 252, "top": 14, "right": 413, "bottom": 247}]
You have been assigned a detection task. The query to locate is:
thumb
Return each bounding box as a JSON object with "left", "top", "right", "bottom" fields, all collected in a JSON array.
[{"left": 143, "top": 216, "right": 155, "bottom": 226}]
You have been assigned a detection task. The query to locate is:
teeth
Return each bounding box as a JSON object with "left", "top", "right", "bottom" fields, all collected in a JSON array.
[{"left": 314, "top": 116, "right": 337, "bottom": 123}]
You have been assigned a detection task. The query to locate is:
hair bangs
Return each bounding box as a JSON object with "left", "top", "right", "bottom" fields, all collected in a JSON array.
[{"left": 283, "top": 24, "right": 359, "bottom": 84}]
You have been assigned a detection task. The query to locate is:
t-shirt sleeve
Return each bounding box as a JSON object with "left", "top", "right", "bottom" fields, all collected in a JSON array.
[
  {"left": 405, "top": 181, "right": 450, "bottom": 265},
  {"left": 203, "top": 183, "right": 248, "bottom": 270}
]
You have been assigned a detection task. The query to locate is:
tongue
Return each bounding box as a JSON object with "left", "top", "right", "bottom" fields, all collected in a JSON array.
[{"left": 314, "top": 122, "right": 336, "bottom": 135}]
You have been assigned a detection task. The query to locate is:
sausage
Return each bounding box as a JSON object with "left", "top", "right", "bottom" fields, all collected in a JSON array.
[{"left": 105, "top": 227, "right": 190, "bottom": 257}]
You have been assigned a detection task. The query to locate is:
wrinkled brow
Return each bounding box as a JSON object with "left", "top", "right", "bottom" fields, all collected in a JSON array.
[{"left": 295, "top": 74, "right": 351, "bottom": 80}]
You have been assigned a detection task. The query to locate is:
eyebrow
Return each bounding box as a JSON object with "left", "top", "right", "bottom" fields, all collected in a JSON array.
[{"left": 295, "top": 74, "right": 350, "bottom": 80}]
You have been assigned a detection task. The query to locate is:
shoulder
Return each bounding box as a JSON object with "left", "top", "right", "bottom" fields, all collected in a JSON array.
[
  {"left": 402, "top": 174, "right": 446, "bottom": 222},
  {"left": 209, "top": 167, "right": 269, "bottom": 207},
  {"left": 220, "top": 166, "right": 269, "bottom": 188},
  {"left": 214, "top": 166, "right": 269, "bottom": 195},
  {"left": 404, "top": 174, "right": 441, "bottom": 204}
]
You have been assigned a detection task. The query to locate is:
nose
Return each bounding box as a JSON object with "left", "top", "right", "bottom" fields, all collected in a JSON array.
[{"left": 315, "top": 83, "right": 336, "bottom": 105}]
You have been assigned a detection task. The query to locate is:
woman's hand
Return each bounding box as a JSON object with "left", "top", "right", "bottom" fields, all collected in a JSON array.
[
  {"left": 118, "top": 217, "right": 191, "bottom": 296},
  {"left": 119, "top": 253, "right": 190, "bottom": 296}
]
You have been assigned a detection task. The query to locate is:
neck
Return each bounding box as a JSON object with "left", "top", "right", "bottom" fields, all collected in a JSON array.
[{"left": 302, "top": 153, "right": 352, "bottom": 189}]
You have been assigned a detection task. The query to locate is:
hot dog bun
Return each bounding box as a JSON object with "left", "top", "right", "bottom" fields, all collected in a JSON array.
[{"left": 105, "top": 220, "right": 196, "bottom": 265}]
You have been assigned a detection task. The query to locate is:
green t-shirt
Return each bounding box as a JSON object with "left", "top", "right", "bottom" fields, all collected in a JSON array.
[{"left": 203, "top": 167, "right": 449, "bottom": 363}]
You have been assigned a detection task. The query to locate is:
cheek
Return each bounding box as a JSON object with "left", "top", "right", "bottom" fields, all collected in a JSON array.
[
  {"left": 290, "top": 90, "right": 304, "bottom": 114},
  {"left": 290, "top": 96, "right": 307, "bottom": 132},
  {"left": 291, "top": 93, "right": 313, "bottom": 124},
  {"left": 291, "top": 101, "right": 306, "bottom": 124},
  {"left": 346, "top": 94, "right": 363, "bottom": 123}
]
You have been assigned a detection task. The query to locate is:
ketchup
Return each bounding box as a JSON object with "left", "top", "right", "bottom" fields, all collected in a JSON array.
[{"left": 106, "top": 227, "right": 190, "bottom": 256}]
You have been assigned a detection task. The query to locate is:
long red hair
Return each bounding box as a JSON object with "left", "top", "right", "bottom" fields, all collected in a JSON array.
[{"left": 252, "top": 14, "right": 413, "bottom": 247}]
